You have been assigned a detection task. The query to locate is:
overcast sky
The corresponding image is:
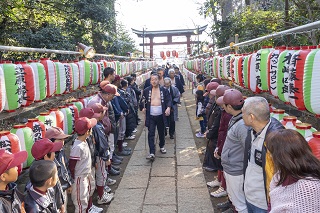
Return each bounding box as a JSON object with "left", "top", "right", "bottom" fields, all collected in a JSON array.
[{"left": 115, "top": 0, "right": 210, "bottom": 58}]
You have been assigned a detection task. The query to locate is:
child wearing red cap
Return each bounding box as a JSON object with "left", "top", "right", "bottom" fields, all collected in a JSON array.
[
  {"left": 88, "top": 103, "right": 114, "bottom": 205},
  {"left": 24, "top": 160, "right": 59, "bottom": 213},
  {"left": 69, "top": 117, "right": 97, "bottom": 213},
  {"left": 28, "top": 138, "right": 65, "bottom": 213},
  {"left": 0, "top": 149, "right": 28, "bottom": 213}
]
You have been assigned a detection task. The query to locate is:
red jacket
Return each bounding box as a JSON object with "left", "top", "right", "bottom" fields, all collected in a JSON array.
[{"left": 217, "top": 109, "right": 232, "bottom": 156}]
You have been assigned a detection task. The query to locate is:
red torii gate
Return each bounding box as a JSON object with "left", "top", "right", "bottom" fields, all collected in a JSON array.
[{"left": 132, "top": 25, "right": 207, "bottom": 58}]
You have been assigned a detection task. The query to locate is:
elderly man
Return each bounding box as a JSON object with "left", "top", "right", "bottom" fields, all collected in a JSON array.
[
  {"left": 163, "top": 77, "right": 180, "bottom": 139},
  {"left": 140, "top": 73, "right": 171, "bottom": 160},
  {"left": 168, "top": 68, "right": 184, "bottom": 94},
  {"left": 242, "top": 97, "right": 284, "bottom": 213},
  {"left": 216, "top": 89, "right": 248, "bottom": 213}
]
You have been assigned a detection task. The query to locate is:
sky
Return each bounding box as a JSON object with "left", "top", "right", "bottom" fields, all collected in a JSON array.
[{"left": 115, "top": 0, "right": 211, "bottom": 59}]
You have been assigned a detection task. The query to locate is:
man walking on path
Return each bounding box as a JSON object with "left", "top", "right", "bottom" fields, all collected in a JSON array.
[{"left": 140, "top": 73, "right": 171, "bottom": 160}]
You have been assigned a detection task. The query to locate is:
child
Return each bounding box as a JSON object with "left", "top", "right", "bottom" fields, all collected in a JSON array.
[
  {"left": 69, "top": 117, "right": 97, "bottom": 213},
  {"left": 30, "top": 138, "right": 65, "bottom": 213},
  {"left": 195, "top": 89, "right": 206, "bottom": 138},
  {"left": 88, "top": 102, "right": 114, "bottom": 204},
  {"left": 45, "top": 127, "right": 73, "bottom": 212},
  {"left": 24, "top": 160, "right": 59, "bottom": 212},
  {"left": 0, "top": 149, "right": 28, "bottom": 213}
]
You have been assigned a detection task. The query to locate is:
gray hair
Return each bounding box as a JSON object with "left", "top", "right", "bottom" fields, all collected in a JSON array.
[
  {"left": 242, "top": 96, "right": 270, "bottom": 122},
  {"left": 168, "top": 69, "right": 175, "bottom": 75},
  {"left": 164, "top": 77, "right": 172, "bottom": 84}
]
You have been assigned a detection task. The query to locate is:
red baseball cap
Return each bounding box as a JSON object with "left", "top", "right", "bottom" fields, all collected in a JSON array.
[
  {"left": 216, "top": 89, "right": 244, "bottom": 106},
  {"left": 212, "top": 85, "right": 231, "bottom": 97},
  {"left": 114, "top": 75, "right": 121, "bottom": 82},
  {"left": 45, "top": 127, "right": 70, "bottom": 139},
  {"left": 79, "top": 108, "right": 95, "bottom": 119},
  {"left": 101, "top": 84, "right": 120, "bottom": 96},
  {"left": 75, "top": 117, "right": 97, "bottom": 135},
  {"left": 31, "top": 138, "right": 63, "bottom": 160},
  {"left": 0, "top": 149, "right": 28, "bottom": 175},
  {"left": 203, "top": 82, "right": 220, "bottom": 96},
  {"left": 87, "top": 103, "right": 107, "bottom": 118}
]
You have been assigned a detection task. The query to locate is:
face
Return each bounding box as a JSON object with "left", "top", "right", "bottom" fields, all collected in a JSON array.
[
  {"left": 164, "top": 81, "right": 171, "bottom": 89},
  {"left": 157, "top": 70, "right": 164, "bottom": 78},
  {"left": 1, "top": 166, "right": 19, "bottom": 183},
  {"left": 54, "top": 138, "right": 65, "bottom": 145},
  {"left": 174, "top": 69, "right": 179, "bottom": 75},
  {"left": 109, "top": 72, "right": 115, "bottom": 81},
  {"left": 151, "top": 75, "right": 159, "bottom": 87},
  {"left": 44, "top": 152, "right": 56, "bottom": 161},
  {"left": 241, "top": 108, "right": 252, "bottom": 127},
  {"left": 48, "top": 168, "right": 58, "bottom": 187},
  {"left": 169, "top": 72, "right": 175, "bottom": 78}
]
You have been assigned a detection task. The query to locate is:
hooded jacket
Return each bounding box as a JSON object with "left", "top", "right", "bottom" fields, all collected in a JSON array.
[{"left": 0, "top": 183, "right": 25, "bottom": 213}]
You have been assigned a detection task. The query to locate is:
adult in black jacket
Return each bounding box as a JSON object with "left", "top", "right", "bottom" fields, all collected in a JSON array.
[
  {"left": 174, "top": 66, "right": 185, "bottom": 86},
  {"left": 168, "top": 69, "right": 184, "bottom": 94}
]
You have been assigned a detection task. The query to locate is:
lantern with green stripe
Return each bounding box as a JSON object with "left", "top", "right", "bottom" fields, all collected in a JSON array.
[
  {"left": 16, "top": 62, "right": 36, "bottom": 106},
  {"left": 243, "top": 55, "right": 250, "bottom": 88},
  {"left": 10, "top": 125, "right": 34, "bottom": 168},
  {"left": 0, "top": 62, "right": 23, "bottom": 112},
  {"left": 70, "top": 62, "right": 80, "bottom": 91},
  {"left": 40, "top": 58, "right": 56, "bottom": 97},
  {"left": 37, "top": 112, "right": 56, "bottom": 130},
  {"left": 28, "top": 61, "right": 47, "bottom": 102},
  {"left": 248, "top": 53, "right": 261, "bottom": 94},
  {"left": 268, "top": 47, "right": 286, "bottom": 97},
  {"left": 91, "top": 62, "right": 99, "bottom": 84},
  {"left": 59, "top": 106, "right": 73, "bottom": 134},
  {"left": 0, "top": 66, "right": 6, "bottom": 112},
  {"left": 270, "top": 109, "right": 288, "bottom": 121},
  {"left": 66, "top": 104, "right": 79, "bottom": 133},
  {"left": 294, "top": 123, "right": 317, "bottom": 139},
  {"left": 49, "top": 108, "right": 64, "bottom": 129},
  {"left": 116, "top": 61, "right": 121, "bottom": 75},
  {"left": 63, "top": 63, "right": 73, "bottom": 94},
  {"left": 276, "top": 47, "right": 299, "bottom": 103},
  {"left": 303, "top": 48, "right": 320, "bottom": 115},
  {"left": 54, "top": 60, "right": 66, "bottom": 95},
  {"left": 26, "top": 118, "right": 46, "bottom": 142},
  {"left": 256, "top": 46, "right": 274, "bottom": 91},
  {"left": 79, "top": 59, "right": 92, "bottom": 87},
  {"left": 71, "top": 100, "right": 84, "bottom": 112},
  {"left": 97, "top": 61, "right": 104, "bottom": 83}
]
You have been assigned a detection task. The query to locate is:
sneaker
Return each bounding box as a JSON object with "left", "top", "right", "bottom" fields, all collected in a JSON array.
[
  {"left": 132, "top": 128, "right": 138, "bottom": 133},
  {"left": 126, "top": 135, "right": 135, "bottom": 140},
  {"left": 210, "top": 186, "right": 228, "bottom": 198},
  {"left": 104, "top": 185, "right": 112, "bottom": 193},
  {"left": 88, "top": 205, "right": 103, "bottom": 213},
  {"left": 195, "top": 132, "right": 205, "bottom": 138},
  {"left": 106, "top": 178, "right": 116, "bottom": 186},
  {"left": 160, "top": 147, "right": 167, "bottom": 154},
  {"left": 146, "top": 153, "right": 155, "bottom": 160},
  {"left": 207, "top": 179, "right": 221, "bottom": 188},
  {"left": 97, "top": 192, "right": 114, "bottom": 204},
  {"left": 122, "top": 142, "right": 128, "bottom": 147}
]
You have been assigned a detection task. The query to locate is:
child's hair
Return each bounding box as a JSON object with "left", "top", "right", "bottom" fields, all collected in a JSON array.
[
  {"left": 120, "top": 79, "right": 128, "bottom": 88},
  {"left": 29, "top": 160, "right": 57, "bottom": 187},
  {"left": 196, "top": 74, "right": 205, "bottom": 82},
  {"left": 196, "top": 90, "right": 204, "bottom": 101}
]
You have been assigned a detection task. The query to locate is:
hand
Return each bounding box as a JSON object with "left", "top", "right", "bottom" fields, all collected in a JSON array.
[
  {"left": 106, "top": 159, "right": 111, "bottom": 166},
  {"left": 60, "top": 205, "right": 65, "bottom": 213},
  {"left": 142, "top": 108, "right": 146, "bottom": 113},
  {"left": 214, "top": 150, "right": 220, "bottom": 159},
  {"left": 165, "top": 107, "right": 171, "bottom": 116},
  {"left": 67, "top": 187, "right": 72, "bottom": 194}
]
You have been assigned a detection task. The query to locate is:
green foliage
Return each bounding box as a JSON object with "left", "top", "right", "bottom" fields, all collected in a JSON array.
[{"left": 0, "top": 0, "right": 135, "bottom": 60}]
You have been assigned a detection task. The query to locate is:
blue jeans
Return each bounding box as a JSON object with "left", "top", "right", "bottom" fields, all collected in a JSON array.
[
  {"left": 199, "top": 115, "right": 207, "bottom": 134},
  {"left": 246, "top": 200, "right": 267, "bottom": 213}
]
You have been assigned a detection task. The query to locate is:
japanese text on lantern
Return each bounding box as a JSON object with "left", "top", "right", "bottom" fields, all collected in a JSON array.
[
  {"left": 288, "top": 53, "right": 301, "bottom": 100},
  {"left": 270, "top": 52, "right": 279, "bottom": 90}
]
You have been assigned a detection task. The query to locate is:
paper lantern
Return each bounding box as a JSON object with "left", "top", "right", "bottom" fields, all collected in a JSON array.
[
  {"left": 0, "top": 66, "right": 6, "bottom": 112},
  {"left": 294, "top": 123, "right": 317, "bottom": 139},
  {"left": 97, "top": 61, "right": 104, "bottom": 83},
  {"left": 10, "top": 125, "right": 34, "bottom": 168},
  {"left": 288, "top": 46, "right": 315, "bottom": 110},
  {"left": 308, "top": 132, "right": 320, "bottom": 159},
  {"left": 166, "top": 51, "right": 170, "bottom": 57},
  {"left": 276, "top": 47, "right": 299, "bottom": 103},
  {"left": 116, "top": 61, "right": 121, "bottom": 76},
  {"left": 40, "top": 58, "right": 56, "bottom": 97},
  {"left": 26, "top": 118, "right": 46, "bottom": 142},
  {"left": 28, "top": 61, "right": 47, "bottom": 101},
  {"left": 15, "top": 62, "right": 36, "bottom": 107},
  {"left": 37, "top": 112, "right": 56, "bottom": 130},
  {"left": 234, "top": 55, "right": 245, "bottom": 87},
  {"left": 256, "top": 46, "right": 274, "bottom": 91},
  {"left": 53, "top": 60, "right": 67, "bottom": 95},
  {"left": 268, "top": 46, "right": 287, "bottom": 97},
  {"left": 0, "top": 62, "right": 23, "bottom": 112},
  {"left": 59, "top": 106, "right": 73, "bottom": 134},
  {"left": 176, "top": 52, "right": 179, "bottom": 58},
  {"left": 70, "top": 62, "right": 80, "bottom": 91},
  {"left": 303, "top": 48, "right": 320, "bottom": 115},
  {"left": 281, "top": 116, "right": 298, "bottom": 129},
  {"left": 49, "top": 108, "right": 64, "bottom": 129},
  {"left": 243, "top": 55, "right": 250, "bottom": 88},
  {"left": 223, "top": 54, "right": 233, "bottom": 80},
  {"left": 218, "top": 56, "right": 223, "bottom": 79},
  {"left": 172, "top": 50, "right": 176, "bottom": 57},
  {"left": 248, "top": 53, "right": 261, "bottom": 93},
  {"left": 0, "top": 131, "right": 23, "bottom": 174},
  {"left": 63, "top": 63, "right": 73, "bottom": 94},
  {"left": 71, "top": 100, "right": 84, "bottom": 112},
  {"left": 91, "top": 62, "right": 99, "bottom": 84},
  {"left": 66, "top": 104, "right": 79, "bottom": 133},
  {"left": 212, "top": 57, "right": 219, "bottom": 78},
  {"left": 270, "top": 109, "right": 288, "bottom": 121}
]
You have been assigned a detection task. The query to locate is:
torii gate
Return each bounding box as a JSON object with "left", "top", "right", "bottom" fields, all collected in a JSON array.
[{"left": 132, "top": 25, "right": 207, "bottom": 58}]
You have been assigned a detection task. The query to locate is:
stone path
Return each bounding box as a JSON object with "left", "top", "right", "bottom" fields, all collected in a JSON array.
[{"left": 107, "top": 98, "right": 214, "bottom": 213}]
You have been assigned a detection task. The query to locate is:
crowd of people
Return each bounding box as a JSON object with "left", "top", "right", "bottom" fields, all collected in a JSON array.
[
  {"left": 194, "top": 76, "right": 320, "bottom": 212},
  {"left": 0, "top": 64, "right": 186, "bottom": 213}
]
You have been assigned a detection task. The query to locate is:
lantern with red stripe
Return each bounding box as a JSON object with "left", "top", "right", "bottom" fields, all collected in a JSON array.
[
  {"left": 59, "top": 106, "right": 73, "bottom": 134},
  {"left": 0, "top": 131, "right": 23, "bottom": 174},
  {"left": 15, "top": 62, "right": 36, "bottom": 107},
  {"left": 10, "top": 125, "right": 34, "bottom": 168},
  {"left": 281, "top": 116, "right": 299, "bottom": 129},
  {"left": 176, "top": 52, "right": 179, "bottom": 58},
  {"left": 28, "top": 61, "right": 47, "bottom": 101},
  {"left": 40, "top": 58, "right": 56, "bottom": 97},
  {"left": 256, "top": 46, "right": 274, "bottom": 91},
  {"left": 66, "top": 103, "right": 79, "bottom": 133},
  {"left": 288, "top": 46, "right": 315, "bottom": 110},
  {"left": 63, "top": 63, "right": 73, "bottom": 94},
  {"left": 223, "top": 54, "right": 233, "bottom": 80},
  {"left": 268, "top": 46, "right": 286, "bottom": 97},
  {"left": 166, "top": 51, "right": 170, "bottom": 57},
  {"left": 37, "top": 112, "right": 56, "bottom": 130},
  {"left": 160, "top": 51, "right": 164, "bottom": 58},
  {"left": 54, "top": 60, "right": 67, "bottom": 95},
  {"left": 308, "top": 132, "right": 320, "bottom": 159},
  {"left": 49, "top": 108, "right": 64, "bottom": 129},
  {"left": 71, "top": 100, "right": 84, "bottom": 112},
  {"left": 270, "top": 109, "right": 288, "bottom": 121},
  {"left": 172, "top": 50, "right": 176, "bottom": 57},
  {"left": 91, "top": 62, "right": 99, "bottom": 84},
  {"left": 243, "top": 54, "right": 250, "bottom": 88},
  {"left": 26, "top": 118, "right": 46, "bottom": 142},
  {"left": 70, "top": 62, "right": 80, "bottom": 91},
  {"left": 294, "top": 123, "right": 317, "bottom": 139},
  {"left": 248, "top": 52, "right": 261, "bottom": 93},
  {"left": 0, "top": 66, "right": 6, "bottom": 112}
]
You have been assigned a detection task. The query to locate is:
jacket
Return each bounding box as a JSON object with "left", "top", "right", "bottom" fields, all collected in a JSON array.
[
  {"left": 140, "top": 86, "right": 172, "bottom": 128},
  {"left": 92, "top": 122, "right": 110, "bottom": 161},
  {"left": 171, "top": 76, "right": 185, "bottom": 94},
  {"left": 0, "top": 183, "right": 25, "bottom": 213},
  {"left": 177, "top": 72, "right": 185, "bottom": 86},
  {"left": 217, "top": 110, "right": 232, "bottom": 156},
  {"left": 206, "top": 104, "right": 221, "bottom": 141},
  {"left": 143, "top": 78, "right": 151, "bottom": 90},
  {"left": 54, "top": 149, "right": 73, "bottom": 191},
  {"left": 24, "top": 184, "right": 58, "bottom": 213},
  {"left": 167, "top": 86, "right": 180, "bottom": 122},
  {"left": 126, "top": 86, "right": 137, "bottom": 107},
  {"left": 243, "top": 117, "right": 284, "bottom": 203}
]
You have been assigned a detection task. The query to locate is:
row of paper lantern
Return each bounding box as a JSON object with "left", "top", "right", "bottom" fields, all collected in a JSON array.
[
  {"left": 270, "top": 108, "right": 320, "bottom": 159},
  {"left": 184, "top": 45, "right": 320, "bottom": 116},
  {"left": 0, "top": 59, "right": 157, "bottom": 112},
  {"left": 160, "top": 50, "right": 179, "bottom": 60},
  {"left": 135, "top": 71, "right": 151, "bottom": 86}
]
